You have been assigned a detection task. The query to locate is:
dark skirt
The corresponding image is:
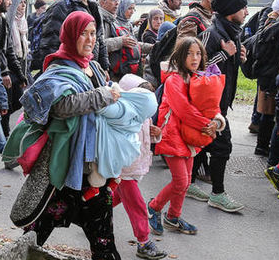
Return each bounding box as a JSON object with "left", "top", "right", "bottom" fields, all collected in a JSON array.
[{"left": 24, "top": 182, "right": 121, "bottom": 260}]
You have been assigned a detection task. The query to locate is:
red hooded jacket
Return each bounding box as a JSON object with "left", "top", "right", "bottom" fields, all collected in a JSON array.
[{"left": 155, "top": 71, "right": 211, "bottom": 157}]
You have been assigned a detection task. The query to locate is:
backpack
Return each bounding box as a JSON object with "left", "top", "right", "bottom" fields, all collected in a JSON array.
[
  {"left": 253, "top": 20, "right": 279, "bottom": 91},
  {"left": 152, "top": 83, "right": 165, "bottom": 126},
  {"left": 149, "top": 12, "right": 207, "bottom": 85},
  {"left": 110, "top": 24, "right": 141, "bottom": 76},
  {"left": 240, "top": 5, "right": 272, "bottom": 79}
]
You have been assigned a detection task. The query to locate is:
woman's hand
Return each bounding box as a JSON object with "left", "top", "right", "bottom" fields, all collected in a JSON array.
[
  {"left": 150, "top": 125, "right": 161, "bottom": 137},
  {"left": 110, "top": 89, "right": 120, "bottom": 102},
  {"left": 201, "top": 121, "right": 217, "bottom": 139},
  {"left": 122, "top": 35, "right": 137, "bottom": 48}
]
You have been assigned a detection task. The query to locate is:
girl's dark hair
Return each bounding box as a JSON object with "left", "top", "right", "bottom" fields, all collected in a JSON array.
[{"left": 168, "top": 37, "right": 207, "bottom": 79}]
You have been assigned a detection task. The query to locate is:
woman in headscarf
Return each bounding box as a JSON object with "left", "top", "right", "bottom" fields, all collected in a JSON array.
[
  {"left": 115, "top": 0, "right": 153, "bottom": 77},
  {"left": 142, "top": 9, "right": 164, "bottom": 44},
  {"left": 3, "top": 11, "right": 122, "bottom": 260},
  {"left": 2, "top": 0, "right": 29, "bottom": 140}
]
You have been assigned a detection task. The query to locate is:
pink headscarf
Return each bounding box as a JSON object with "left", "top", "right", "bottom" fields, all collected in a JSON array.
[{"left": 43, "top": 11, "right": 95, "bottom": 71}]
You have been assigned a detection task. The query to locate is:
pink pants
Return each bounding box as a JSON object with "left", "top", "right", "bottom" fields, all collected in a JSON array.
[
  {"left": 150, "top": 156, "right": 193, "bottom": 219},
  {"left": 113, "top": 180, "right": 150, "bottom": 243}
]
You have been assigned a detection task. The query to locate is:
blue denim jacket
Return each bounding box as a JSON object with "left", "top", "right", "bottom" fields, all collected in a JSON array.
[
  {"left": 0, "top": 70, "right": 8, "bottom": 110},
  {"left": 20, "top": 61, "right": 99, "bottom": 190}
]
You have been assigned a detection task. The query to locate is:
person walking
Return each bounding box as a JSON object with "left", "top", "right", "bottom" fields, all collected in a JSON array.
[
  {"left": 199, "top": 0, "right": 248, "bottom": 212},
  {"left": 3, "top": 11, "right": 121, "bottom": 260},
  {"left": 27, "top": 0, "right": 46, "bottom": 30},
  {"left": 147, "top": 37, "right": 222, "bottom": 236},
  {"left": 112, "top": 73, "right": 167, "bottom": 260}
]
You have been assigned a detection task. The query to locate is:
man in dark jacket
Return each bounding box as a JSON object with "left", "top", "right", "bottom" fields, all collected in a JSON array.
[
  {"left": 199, "top": 0, "right": 248, "bottom": 213},
  {"left": 27, "top": 0, "right": 46, "bottom": 30},
  {"left": 31, "top": 0, "right": 110, "bottom": 80}
]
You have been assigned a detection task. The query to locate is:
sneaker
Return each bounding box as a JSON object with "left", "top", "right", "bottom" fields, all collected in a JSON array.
[
  {"left": 163, "top": 212, "right": 197, "bottom": 235},
  {"left": 208, "top": 192, "right": 244, "bottom": 213},
  {"left": 147, "top": 200, "right": 163, "bottom": 235},
  {"left": 136, "top": 241, "right": 167, "bottom": 260},
  {"left": 264, "top": 167, "right": 279, "bottom": 191},
  {"left": 186, "top": 183, "right": 209, "bottom": 202}
]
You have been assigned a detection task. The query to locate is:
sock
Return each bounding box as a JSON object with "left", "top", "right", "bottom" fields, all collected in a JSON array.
[
  {"left": 107, "top": 178, "right": 121, "bottom": 192},
  {"left": 138, "top": 240, "right": 150, "bottom": 248},
  {"left": 82, "top": 187, "right": 100, "bottom": 201}
]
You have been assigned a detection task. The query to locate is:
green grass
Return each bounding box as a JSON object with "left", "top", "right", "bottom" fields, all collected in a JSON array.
[{"left": 235, "top": 69, "right": 257, "bottom": 105}]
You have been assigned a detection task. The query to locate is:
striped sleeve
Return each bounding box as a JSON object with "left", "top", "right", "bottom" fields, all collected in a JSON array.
[{"left": 201, "top": 31, "right": 229, "bottom": 66}]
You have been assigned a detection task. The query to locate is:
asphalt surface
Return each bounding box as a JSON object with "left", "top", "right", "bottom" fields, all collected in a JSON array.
[{"left": 0, "top": 103, "right": 279, "bottom": 260}]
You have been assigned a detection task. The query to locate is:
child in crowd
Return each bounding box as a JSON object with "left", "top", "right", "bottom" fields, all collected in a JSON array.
[
  {"left": 148, "top": 37, "right": 225, "bottom": 236},
  {"left": 82, "top": 78, "right": 158, "bottom": 202},
  {"left": 113, "top": 74, "right": 167, "bottom": 260}
]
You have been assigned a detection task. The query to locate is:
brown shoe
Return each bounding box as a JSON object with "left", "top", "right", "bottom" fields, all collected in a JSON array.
[{"left": 248, "top": 123, "right": 259, "bottom": 134}]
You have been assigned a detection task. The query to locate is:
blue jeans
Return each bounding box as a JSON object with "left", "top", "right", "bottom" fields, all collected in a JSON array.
[
  {"left": 268, "top": 123, "right": 279, "bottom": 166},
  {"left": 0, "top": 117, "right": 6, "bottom": 153}
]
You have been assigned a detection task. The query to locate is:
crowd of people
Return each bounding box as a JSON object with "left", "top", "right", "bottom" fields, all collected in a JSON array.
[{"left": 1, "top": 0, "right": 279, "bottom": 259}]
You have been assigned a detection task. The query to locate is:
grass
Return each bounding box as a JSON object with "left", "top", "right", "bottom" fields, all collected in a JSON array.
[{"left": 235, "top": 69, "right": 257, "bottom": 105}]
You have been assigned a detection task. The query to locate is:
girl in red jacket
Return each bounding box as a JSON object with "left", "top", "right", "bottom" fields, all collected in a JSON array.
[{"left": 148, "top": 37, "right": 222, "bottom": 235}]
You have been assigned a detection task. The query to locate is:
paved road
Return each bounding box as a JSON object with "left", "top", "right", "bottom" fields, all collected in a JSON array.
[{"left": 1, "top": 104, "right": 279, "bottom": 260}]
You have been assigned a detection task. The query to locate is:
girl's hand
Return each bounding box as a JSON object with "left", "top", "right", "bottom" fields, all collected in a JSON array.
[
  {"left": 150, "top": 125, "right": 161, "bottom": 137},
  {"left": 201, "top": 121, "right": 217, "bottom": 139},
  {"left": 110, "top": 89, "right": 120, "bottom": 102}
]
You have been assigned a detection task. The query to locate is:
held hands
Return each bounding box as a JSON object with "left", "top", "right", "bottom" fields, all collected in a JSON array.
[
  {"left": 122, "top": 35, "right": 137, "bottom": 48},
  {"left": 240, "top": 44, "right": 247, "bottom": 63},
  {"left": 201, "top": 121, "right": 217, "bottom": 139},
  {"left": 150, "top": 125, "right": 161, "bottom": 137},
  {"left": 221, "top": 39, "right": 237, "bottom": 56}
]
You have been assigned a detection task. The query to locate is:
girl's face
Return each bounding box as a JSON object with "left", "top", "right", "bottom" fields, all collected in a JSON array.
[
  {"left": 125, "top": 4, "right": 136, "bottom": 20},
  {"left": 151, "top": 14, "right": 164, "bottom": 31},
  {"left": 18, "top": 0, "right": 26, "bottom": 14},
  {"left": 185, "top": 43, "right": 202, "bottom": 72},
  {"left": 76, "top": 22, "right": 96, "bottom": 57}
]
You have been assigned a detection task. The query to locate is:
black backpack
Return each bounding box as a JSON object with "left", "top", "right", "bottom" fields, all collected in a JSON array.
[
  {"left": 253, "top": 20, "right": 279, "bottom": 91},
  {"left": 240, "top": 5, "right": 272, "bottom": 79},
  {"left": 149, "top": 12, "right": 207, "bottom": 85}
]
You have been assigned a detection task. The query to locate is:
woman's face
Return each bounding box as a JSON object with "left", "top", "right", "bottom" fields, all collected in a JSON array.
[
  {"left": 17, "top": 0, "right": 26, "bottom": 14},
  {"left": 185, "top": 43, "right": 202, "bottom": 72},
  {"left": 151, "top": 14, "right": 164, "bottom": 31},
  {"left": 125, "top": 4, "right": 135, "bottom": 20},
  {"left": 76, "top": 22, "right": 96, "bottom": 57}
]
